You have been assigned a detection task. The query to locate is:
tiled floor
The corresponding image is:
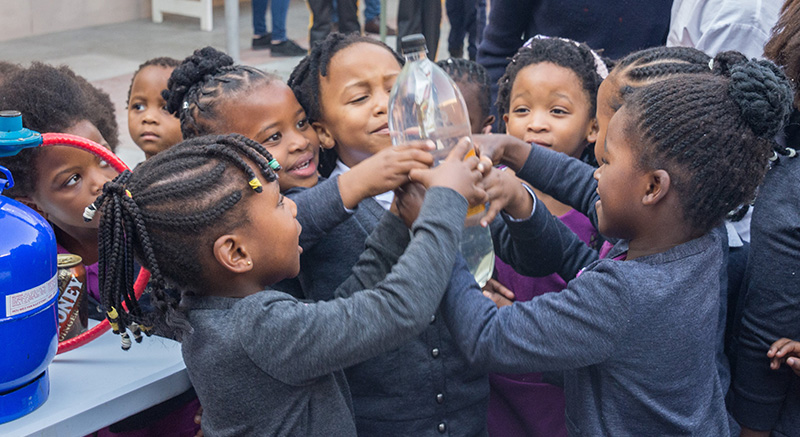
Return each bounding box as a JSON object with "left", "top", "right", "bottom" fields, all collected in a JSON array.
[{"left": 0, "top": 0, "right": 449, "bottom": 168}]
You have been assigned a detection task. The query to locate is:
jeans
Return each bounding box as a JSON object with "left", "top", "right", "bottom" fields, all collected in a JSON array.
[{"left": 252, "top": 0, "right": 290, "bottom": 41}]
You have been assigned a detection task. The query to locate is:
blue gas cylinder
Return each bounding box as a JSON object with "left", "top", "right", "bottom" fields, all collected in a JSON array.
[{"left": 0, "top": 110, "right": 56, "bottom": 424}]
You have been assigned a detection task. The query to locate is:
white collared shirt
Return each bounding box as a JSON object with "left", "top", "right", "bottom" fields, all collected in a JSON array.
[
  {"left": 329, "top": 159, "right": 395, "bottom": 211},
  {"left": 667, "top": 0, "right": 781, "bottom": 59}
]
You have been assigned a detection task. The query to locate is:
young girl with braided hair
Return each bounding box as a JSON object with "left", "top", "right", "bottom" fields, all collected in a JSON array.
[
  {"left": 482, "top": 45, "right": 745, "bottom": 403},
  {"left": 94, "top": 133, "right": 487, "bottom": 436},
  {"left": 287, "top": 31, "right": 495, "bottom": 435},
  {"left": 446, "top": 53, "right": 794, "bottom": 435}
]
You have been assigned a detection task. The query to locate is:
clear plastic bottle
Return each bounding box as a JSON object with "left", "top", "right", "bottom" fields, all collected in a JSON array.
[{"left": 388, "top": 34, "right": 494, "bottom": 287}]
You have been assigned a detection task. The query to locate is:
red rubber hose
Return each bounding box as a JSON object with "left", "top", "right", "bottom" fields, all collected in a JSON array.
[{"left": 40, "top": 133, "right": 150, "bottom": 354}]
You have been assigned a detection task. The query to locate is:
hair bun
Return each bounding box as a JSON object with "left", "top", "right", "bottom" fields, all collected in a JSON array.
[
  {"left": 716, "top": 52, "right": 794, "bottom": 139},
  {"left": 163, "top": 46, "right": 234, "bottom": 114}
]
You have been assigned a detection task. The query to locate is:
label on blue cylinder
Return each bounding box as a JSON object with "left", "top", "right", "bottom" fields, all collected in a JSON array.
[{"left": 5, "top": 274, "right": 57, "bottom": 317}]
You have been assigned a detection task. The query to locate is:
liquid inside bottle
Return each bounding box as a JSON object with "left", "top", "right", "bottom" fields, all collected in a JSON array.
[{"left": 388, "top": 34, "right": 495, "bottom": 287}]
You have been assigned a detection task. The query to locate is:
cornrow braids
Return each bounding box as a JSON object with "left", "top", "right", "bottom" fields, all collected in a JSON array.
[
  {"left": 126, "top": 56, "right": 181, "bottom": 106},
  {"left": 496, "top": 37, "right": 606, "bottom": 117},
  {"left": 95, "top": 133, "right": 279, "bottom": 342},
  {"left": 437, "top": 58, "right": 492, "bottom": 120},
  {"left": 288, "top": 32, "right": 403, "bottom": 177},
  {"left": 163, "top": 47, "right": 279, "bottom": 139},
  {"left": 622, "top": 53, "right": 794, "bottom": 234}
]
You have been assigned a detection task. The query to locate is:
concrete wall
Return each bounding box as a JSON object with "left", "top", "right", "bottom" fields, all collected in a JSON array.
[{"left": 0, "top": 0, "right": 250, "bottom": 43}]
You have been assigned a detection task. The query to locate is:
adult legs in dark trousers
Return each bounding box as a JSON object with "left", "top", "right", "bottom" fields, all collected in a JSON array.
[
  {"left": 397, "top": 0, "right": 442, "bottom": 60},
  {"left": 308, "top": 0, "right": 360, "bottom": 49},
  {"left": 445, "top": 0, "right": 477, "bottom": 59},
  {"left": 252, "top": 0, "right": 306, "bottom": 56}
]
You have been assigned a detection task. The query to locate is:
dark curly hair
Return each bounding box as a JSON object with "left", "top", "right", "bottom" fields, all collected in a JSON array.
[
  {"left": 163, "top": 47, "right": 278, "bottom": 139},
  {"left": 58, "top": 66, "right": 120, "bottom": 153},
  {"left": 437, "top": 57, "right": 492, "bottom": 120},
  {"left": 622, "top": 52, "right": 794, "bottom": 233},
  {"left": 496, "top": 37, "right": 607, "bottom": 118},
  {"left": 0, "top": 61, "right": 22, "bottom": 86},
  {"left": 288, "top": 32, "right": 403, "bottom": 176},
  {"left": 126, "top": 56, "right": 181, "bottom": 106},
  {"left": 0, "top": 62, "right": 114, "bottom": 197},
  {"left": 95, "top": 134, "right": 280, "bottom": 342}
]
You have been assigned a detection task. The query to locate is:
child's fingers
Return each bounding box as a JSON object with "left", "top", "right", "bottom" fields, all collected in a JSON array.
[
  {"left": 787, "top": 357, "right": 800, "bottom": 375},
  {"left": 768, "top": 338, "right": 795, "bottom": 358},
  {"left": 444, "top": 137, "right": 473, "bottom": 162}
]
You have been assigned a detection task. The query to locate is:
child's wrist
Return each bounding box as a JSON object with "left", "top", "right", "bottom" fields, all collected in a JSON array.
[{"left": 503, "top": 136, "right": 532, "bottom": 171}]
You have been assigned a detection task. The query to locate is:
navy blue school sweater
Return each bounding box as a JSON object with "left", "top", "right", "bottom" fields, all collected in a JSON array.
[{"left": 288, "top": 178, "right": 490, "bottom": 436}]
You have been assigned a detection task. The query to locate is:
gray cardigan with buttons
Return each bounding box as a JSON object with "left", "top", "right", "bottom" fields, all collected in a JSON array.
[{"left": 180, "top": 188, "right": 466, "bottom": 437}]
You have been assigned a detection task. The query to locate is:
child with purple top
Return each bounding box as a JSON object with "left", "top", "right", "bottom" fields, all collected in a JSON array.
[{"left": 480, "top": 36, "right": 607, "bottom": 437}]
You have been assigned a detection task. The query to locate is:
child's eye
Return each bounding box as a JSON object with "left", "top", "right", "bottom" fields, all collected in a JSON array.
[
  {"left": 64, "top": 174, "right": 81, "bottom": 187},
  {"left": 349, "top": 95, "right": 368, "bottom": 104},
  {"left": 297, "top": 118, "right": 309, "bottom": 129},
  {"left": 264, "top": 132, "right": 282, "bottom": 144},
  {"left": 512, "top": 107, "right": 529, "bottom": 114},
  {"left": 278, "top": 194, "right": 285, "bottom": 207},
  {"left": 551, "top": 108, "right": 569, "bottom": 115},
  {"left": 131, "top": 103, "right": 145, "bottom": 111}
]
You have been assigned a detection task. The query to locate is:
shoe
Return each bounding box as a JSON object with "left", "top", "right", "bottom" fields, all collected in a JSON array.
[
  {"left": 271, "top": 39, "right": 307, "bottom": 57},
  {"left": 449, "top": 47, "right": 463, "bottom": 59},
  {"left": 364, "top": 17, "right": 397, "bottom": 36},
  {"left": 252, "top": 33, "right": 271, "bottom": 50}
]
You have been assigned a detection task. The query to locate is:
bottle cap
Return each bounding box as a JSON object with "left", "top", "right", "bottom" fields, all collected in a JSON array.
[{"left": 400, "top": 34, "right": 428, "bottom": 55}]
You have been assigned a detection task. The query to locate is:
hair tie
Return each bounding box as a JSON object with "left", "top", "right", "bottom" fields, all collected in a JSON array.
[
  {"left": 769, "top": 150, "right": 779, "bottom": 162},
  {"left": 268, "top": 158, "right": 282, "bottom": 171},
  {"left": 125, "top": 189, "right": 133, "bottom": 198},
  {"left": 708, "top": 59, "right": 714, "bottom": 70},
  {"left": 787, "top": 147, "right": 797, "bottom": 158},
  {"left": 182, "top": 101, "right": 190, "bottom": 110},
  {"left": 83, "top": 202, "right": 98, "bottom": 222},
  {"left": 248, "top": 177, "right": 263, "bottom": 192},
  {"left": 523, "top": 35, "right": 609, "bottom": 79},
  {"left": 107, "top": 307, "right": 121, "bottom": 334}
]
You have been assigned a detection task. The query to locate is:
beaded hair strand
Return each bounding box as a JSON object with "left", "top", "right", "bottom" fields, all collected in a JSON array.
[{"left": 94, "top": 134, "right": 280, "bottom": 347}]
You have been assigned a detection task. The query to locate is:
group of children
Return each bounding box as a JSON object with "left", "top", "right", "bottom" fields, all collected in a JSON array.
[{"left": 1, "top": 4, "right": 799, "bottom": 434}]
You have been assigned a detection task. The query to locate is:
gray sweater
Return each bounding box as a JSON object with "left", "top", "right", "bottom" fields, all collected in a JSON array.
[
  {"left": 443, "top": 231, "right": 730, "bottom": 435},
  {"left": 180, "top": 187, "right": 466, "bottom": 436}
]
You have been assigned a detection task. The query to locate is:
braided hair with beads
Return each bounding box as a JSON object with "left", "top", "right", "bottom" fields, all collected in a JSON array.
[
  {"left": 162, "top": 47, "right": 280, "bottom": 139},
  {"left": 620, "top": 52, "right": 794, "bottom": 234},
  {"left": 93, "top": 134, "right": 281, "bottom": 345},
  {"left": 287, "top": 32, "right": 404, "bottom": 177}
]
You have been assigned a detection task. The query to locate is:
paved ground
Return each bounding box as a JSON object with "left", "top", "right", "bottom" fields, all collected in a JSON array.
[{"left": 0, "top": 0, "right": 453, "bottom": 168}]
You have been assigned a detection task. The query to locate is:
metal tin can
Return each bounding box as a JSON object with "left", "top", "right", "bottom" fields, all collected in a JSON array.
[{"left": 56, "top": 254, "right": 89, "bottom": 342}]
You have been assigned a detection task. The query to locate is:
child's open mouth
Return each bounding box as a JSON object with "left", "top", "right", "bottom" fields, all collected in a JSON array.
[{"left": 286, "top": 155, "right": 317, "bottom": 177}]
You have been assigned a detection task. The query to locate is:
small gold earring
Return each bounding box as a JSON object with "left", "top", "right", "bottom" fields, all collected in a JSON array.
[{"left": 246, "top": 260, "right": 252, "bottom": 266}]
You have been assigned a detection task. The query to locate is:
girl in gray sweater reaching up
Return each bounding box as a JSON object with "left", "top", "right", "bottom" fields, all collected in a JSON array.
[
  {"left": 91, "top": 134, "right": 486, "bottom": 436},
  {"left": 443, "top": 56, "right": 795, "bottom": 435}
]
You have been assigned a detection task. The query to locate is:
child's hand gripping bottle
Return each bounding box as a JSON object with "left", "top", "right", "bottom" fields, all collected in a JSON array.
[{"left": 388, "top": 34, "right": 495, "bottom": 287}]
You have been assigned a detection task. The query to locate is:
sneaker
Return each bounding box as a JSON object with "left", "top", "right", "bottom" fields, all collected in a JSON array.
[
  {"left": 252, "top": 33, "right": 271, "bottom": 50},
  {"left": 271, "top": 39, "right": 307, "bottom": 57},
  {"left": 364, "top": 17, "right": 397, "bottom": 36}
]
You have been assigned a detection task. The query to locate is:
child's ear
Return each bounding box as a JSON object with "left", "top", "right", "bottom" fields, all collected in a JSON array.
[
  {"left": 481, "top": 115, "right": 495, "bottom": 134},
  {"left": 212, "top": 234, "right": 253, "bottom": 274},
  {"left": 586, "top": 119, "right": 599, "bottom": 144},
  {"left": 17, "top": 196, "right": 48, "bottom": 220},
  {"left": 642, "top": 169, "right": 670, "bottom": 206},
  {"left": 312, "top": 121, "right": 336, "bottom": 150},
  {"left": 502, "top": 113, "right": 509, "bottom": 127}
]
